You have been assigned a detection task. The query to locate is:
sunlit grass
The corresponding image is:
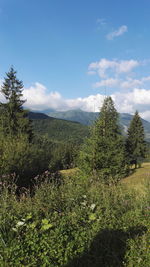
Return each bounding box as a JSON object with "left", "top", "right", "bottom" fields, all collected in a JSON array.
[
  {"left": 61, "top": 163, "right": 150, "bottom": 196},
  {"left": 121, "top": 162, "right": 150, "bottom": 195},
  {"left": 60, "top": 167, "right": 79, "bottom": 177}
]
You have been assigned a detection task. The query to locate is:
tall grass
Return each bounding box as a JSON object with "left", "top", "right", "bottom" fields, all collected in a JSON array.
[{"left": 0, "top": 171, "right": 150, "bottom": 266}]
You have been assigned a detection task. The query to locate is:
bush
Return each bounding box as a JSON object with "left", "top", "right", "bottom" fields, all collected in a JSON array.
[{"left": 0, "top": 134, "right": 51, "bottom": 187}]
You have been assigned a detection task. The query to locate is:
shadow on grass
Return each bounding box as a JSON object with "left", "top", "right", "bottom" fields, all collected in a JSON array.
[{"left": 66, "top": 226, "right": 147, "bottom": 267}]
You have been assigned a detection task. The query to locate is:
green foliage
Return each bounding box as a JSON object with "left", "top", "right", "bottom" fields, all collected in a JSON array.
[
  {"left": 31, "top": 116, "right": 89, "bottom": 144},
  {"left": 79, "top": 97, "right": 128, "bottom": 183},
  {"left": 0, "top": 172, "right": 150, "bottom": 266},
  {"left": 49, "top": 141, "right": 78, "bottom": 171},
  {"left": 0, "top": 130, "right": 78, "bottom": 187},
  {"left": 0, "top": 67, "right": 32, "bottom": 141},
  {"left": 0, "top": 68, "right": 60, "bottom": 186},
  {"left": 0, "top": 119, "right": 78, "bottom": 187},
  {"left": 126, "top": 111, "right": 147, "bottom": 168},
  {"left": 0, "top": 134, "right": 52, "bottom": 186},
  {"left": 32, "top": 134, "right": 78, "bottom": 172}
]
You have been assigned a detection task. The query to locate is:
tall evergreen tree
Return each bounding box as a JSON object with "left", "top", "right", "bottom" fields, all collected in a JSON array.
[
  {"left": 79, "top": 97, "right": 128, "bottom": 183},
  {"left": 0, "top": 67, "right": 32, "bottom": 140},
  {"left": 126, "top": 111, "right": 146, "bottom": 168}
]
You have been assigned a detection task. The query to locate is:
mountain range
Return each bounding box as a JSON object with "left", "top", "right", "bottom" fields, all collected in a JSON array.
[
  {"left": 28, "top": 109, "right": 150, "bottom": 142},
  {"left": 48, "top": 109, "right": 150, "bottom": 141}
]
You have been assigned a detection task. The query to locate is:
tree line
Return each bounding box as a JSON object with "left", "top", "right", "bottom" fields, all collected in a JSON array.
[
  {"left": 79, "top": 97, "right": 146, "bottom": 183},
  {"left": 0, "top": 67, "right": 147, "bottom": 187},
  {"left": 0, "top": 67, "right": 77, "bottom": 187}
]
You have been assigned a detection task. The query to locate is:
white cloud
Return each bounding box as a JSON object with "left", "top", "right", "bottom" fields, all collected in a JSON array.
[
  {"left": 19, "top": 82, "right": 150, "bottom": 121},
  {"left": 1, "top": 80, "right": 150, "bottom": 121},
  {"left": 94, "top": 77, "right": 149, "bottom": 90},
  {"left": 23, "top": 82, "right": 66, "bottom": 111},
  {"left": 114, "top": 88, "right": 150, "bottom": 115},
  {"left": 23, "top": 82, "right": 104, "bottom": 112},
  {"left": 106, "top": 25, "right": 128, "bottom": 40},
  {"left": 93, "top": 78, "right": 120, "bottom": 88},
  {"left": 0, "top": 79, "right": 7, "bottom": 102},
  {"left": 87, "top": 57, "right": 150, "bottom": 120},
  {"left": 1, "top": 56, "right": 150, "bottom": 122},
  {"left": 66, "top": 94, "right": 105, "bottom": 112},
  {"left": 20, "top": 57, "right": 150, "bottom": 121},
  {"left": 121, "top": 78, "right": 142, "bottom": 89},
  {"left": 140, "top": 110, "right": 150, "bottom": 121},
  {"left": 0, "top": 92, "right": 6, "bottom": 102},
  {"left": 131, "top": 88, "right": 150, "bottom": 105},
  {"left": 88, "top": 58, "right": 139, "bottom": 78},
  {"left": 88, "top": 58, "right": 150, "bottom": 91},
  {"left": 117, "top": 60, "right": 139, "bottom": 73}
]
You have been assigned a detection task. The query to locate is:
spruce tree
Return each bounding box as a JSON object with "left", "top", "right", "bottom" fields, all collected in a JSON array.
[
  {"left": 79, "top": 96, "right": 128, "bottom": 183},
  {"left": 0, "top": 67, "right": 32, "bottom": 140},
  {"left": 126, "top": 111, "right": 146, "bottom": 168}
]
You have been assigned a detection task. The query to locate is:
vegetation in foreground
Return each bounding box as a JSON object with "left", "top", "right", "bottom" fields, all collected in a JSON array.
[{"left": 0, "top": 167, "right": 150, "bottom": 266}]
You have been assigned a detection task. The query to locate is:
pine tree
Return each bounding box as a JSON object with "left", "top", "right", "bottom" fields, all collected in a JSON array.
[
  {"left": 79, "top": 97, "right": 128, "bottom": 183},
  {"left": 0, "top": 67, "right": 32, "bottom": 140},
  {"left": 126, "top": 111, "right": 146, "bottom": 168}
]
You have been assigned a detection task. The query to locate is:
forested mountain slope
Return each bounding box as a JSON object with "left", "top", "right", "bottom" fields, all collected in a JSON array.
[
  {"left": 47, "top": 109, "right": 150, "bottom": 141},
  {"left": 28, "top": 110, "right": 150, "bottom": 142},
  {"left": 28, "top": 112, "right": 89, "bottom": 144}
]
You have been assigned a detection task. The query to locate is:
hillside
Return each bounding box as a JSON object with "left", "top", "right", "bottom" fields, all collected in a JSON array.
[
  {"left": 28, "top": 111, "right": 49, "bottom": 120},
  {"left": 28, "top": 110, "right": 150, "bottom": 142},
  {"left": 48, "top": 109, "right": 150, "bottom": 141},
  {"left": 28, "top": 112, "right": 89, "bottom": 143},
  {"left": 48, "top": 109, "right": 98, "bottom": 125}
]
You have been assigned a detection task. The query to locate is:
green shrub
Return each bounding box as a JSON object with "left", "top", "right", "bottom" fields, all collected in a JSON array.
[{"left": 0, "top": 134, "right": 51, "bottom": 187}]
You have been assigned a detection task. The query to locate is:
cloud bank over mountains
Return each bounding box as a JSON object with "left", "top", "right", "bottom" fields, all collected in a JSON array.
[
  {"left": 0, "top": 81, "right": 150, "bottom": 121},
  {"left": 22, "top": 83, "right": 150, "bottom": 121},
  {"left": 0, "top": 58, "right": 150, "bottom": 121}
]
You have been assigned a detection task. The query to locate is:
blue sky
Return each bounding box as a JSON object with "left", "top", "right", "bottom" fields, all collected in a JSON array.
[{"left": 0, "top": 0, "right": 150, "bottom": 119}]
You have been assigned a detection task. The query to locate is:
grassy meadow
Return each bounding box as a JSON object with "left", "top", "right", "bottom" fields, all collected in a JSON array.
[
  {"left": 122, "top": 162, "right": 150, "bottom": 193},
  {"left": 1, "top": 163, "right": 150, "bottom": 266}
]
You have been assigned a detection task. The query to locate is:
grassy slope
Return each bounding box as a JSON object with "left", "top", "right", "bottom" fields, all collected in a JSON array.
[
  {"left": 122, "top": 162, "right": 150, "bottom": 194},
  {"left": 61, "top": 163, "right": 150, "bottom": 194}
]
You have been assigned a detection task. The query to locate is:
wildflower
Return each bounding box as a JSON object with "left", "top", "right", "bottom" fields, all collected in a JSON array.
[
  {"left": 90, "top": 203, "right": 96, "bottom": 211},
  {"left": 16, "top": 221, "right": 25, "bottom": 227}
]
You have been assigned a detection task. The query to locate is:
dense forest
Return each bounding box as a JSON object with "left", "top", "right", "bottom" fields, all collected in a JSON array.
[{"left": 0, "top": 68, "right": 150, "bottom": 266}]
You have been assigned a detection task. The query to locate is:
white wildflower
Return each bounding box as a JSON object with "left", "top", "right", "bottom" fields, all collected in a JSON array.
[
  {"left": 16, "top": 221, "right": 25, "bottom": 227},
  {"left": 90, "top": 203, "right": 96, "bottom": 211}
]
